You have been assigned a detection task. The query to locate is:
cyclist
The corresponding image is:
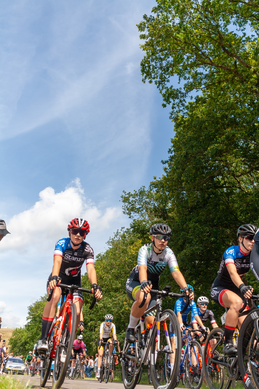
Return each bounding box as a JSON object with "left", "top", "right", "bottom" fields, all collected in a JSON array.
[
  {"left": 125, "top": 223, "right": 194, "bottom": 343},
  {"left": 96, "top": 314, "right": 118, "bottom": 379},
  {"left": 25, "top": 351, "right": 33, "bottom": 374},
  {"left": 211, "top": 224, "right": 257, "bottom": 355},
  {"left": 37, "top": 217, "right": 102, "bottom": 352},
  {"left": 193, "top": 296, "right": 218, "bottom": 330},
  {"left": 69, "top": 334, "right": 86, "bottom": 378}
]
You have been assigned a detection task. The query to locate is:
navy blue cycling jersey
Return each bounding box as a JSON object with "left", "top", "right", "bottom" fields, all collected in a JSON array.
[
  {"left": 191, "top": 308, "right": 216, "bottom": 326},
  {"left": 53, "top": 237, "right": 94, "bottom": 284},
  {"left": 213, "top": 245, "right": 250, "bottom": 289},
  {"left": 174, "top": 298, "right": 198, "bottom": 325}
]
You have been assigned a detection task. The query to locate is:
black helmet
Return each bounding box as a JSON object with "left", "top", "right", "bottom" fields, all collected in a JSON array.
[
  {"left": 149, "top": 223, "right": 172, "bottom": 236},
  {"left": 237, "top": 224, "right": 258, "bottom": 237}
]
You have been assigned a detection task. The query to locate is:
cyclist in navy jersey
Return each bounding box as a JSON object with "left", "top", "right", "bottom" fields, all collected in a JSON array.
[
  {"left": 37, "top": 218, "right": 102, "bottom": 352},
  {"left": 211, "top": 224, "right": 258, "bottom": 355},
  {"left": 125, "top": 223, "right": 193, "bottom": 342},
  {"left": 193, "top": 296, "right": 218, "bottom": 329}
]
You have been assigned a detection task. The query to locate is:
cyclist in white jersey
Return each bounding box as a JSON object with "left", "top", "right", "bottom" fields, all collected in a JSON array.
[
  {"left": 96, "top": 314, "right": 118, "bottom": 379},
  {"left": 125, "top": 223, "right": 193, "bottom": 342}
]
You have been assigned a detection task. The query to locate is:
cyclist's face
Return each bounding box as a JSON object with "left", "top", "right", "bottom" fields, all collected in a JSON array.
[
  {"left": 238, "top": 235, "right": 255, "bottom": 252},
  {"left": 198, "top": 303, "right": 207, "bottom": 312},
  {"left": 69, "top": 229, "right": 85, "bottom": 246},
  {"left": 151, "top": 235, "right": 168, "bottom": 251},
  {"left": 105, "top": 320, "right": 111, "bottom": 327}
]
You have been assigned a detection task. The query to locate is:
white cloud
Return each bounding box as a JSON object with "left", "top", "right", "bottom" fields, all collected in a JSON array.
[{"left": 0, "top": 179, "right": 122, "bottom": 254}]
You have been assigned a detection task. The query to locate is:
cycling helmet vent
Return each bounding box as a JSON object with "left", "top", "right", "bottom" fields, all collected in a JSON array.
[
  {"left": 237, "top": 224, "right": 257, "bottom": 237},
  {"left": 149, "top": 223, "right": 172, "bottom": 236},
  {"left": 105, "top": 314, "right": 113, "bottom": 321},
  {"left": 68, "top": 218, "right": 90, "bottom": 234},
  {"left": 197, "top": 296, "right": 209, "bottom": 304}
]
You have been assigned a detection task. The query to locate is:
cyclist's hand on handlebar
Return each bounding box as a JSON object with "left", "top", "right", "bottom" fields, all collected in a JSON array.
[
  {"left": 239, "top": 284, "right": 253, "bottom": 299},
  {"left": 48, "top": 275, "right": 61, "bottom": 290},
  {"left": 140, "top": 280, "right": 152, "bottom": 294},
  {"left": 91, "top": 283, "right": 102, "bottom": 299}
]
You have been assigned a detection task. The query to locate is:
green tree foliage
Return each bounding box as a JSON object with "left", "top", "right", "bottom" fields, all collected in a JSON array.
[{"left": 137, "top": 0, "right": 259, "bottom": 116}]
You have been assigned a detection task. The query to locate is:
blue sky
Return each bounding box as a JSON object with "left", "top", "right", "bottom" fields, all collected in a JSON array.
[{"left": 0, "top": 1, "right": 174, "bottom": 328}]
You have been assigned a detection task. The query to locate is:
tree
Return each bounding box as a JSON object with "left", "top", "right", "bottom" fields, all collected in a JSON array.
[{"left": 137, "top": 0, "right": 259, "bottom": 116}]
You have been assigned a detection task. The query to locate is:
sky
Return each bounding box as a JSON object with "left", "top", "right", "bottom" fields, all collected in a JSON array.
[{"left": 0, "top": 1, "right": 175, "bottom": 328}]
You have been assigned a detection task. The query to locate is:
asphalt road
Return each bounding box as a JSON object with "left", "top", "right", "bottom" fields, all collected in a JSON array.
[{"left": 14, "top": 375, "right": 153, "bottom": 389}]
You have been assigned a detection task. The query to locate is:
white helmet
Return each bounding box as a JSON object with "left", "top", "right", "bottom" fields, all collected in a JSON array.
[
  {"left": 197, "top": 296, "right": 209, "bottom": 305},
  {"left": 105, "top": 314, "right": 113, "bottom": 321},
  {"left": 77, "top": 334, "right": 83, "bottom": 340}
]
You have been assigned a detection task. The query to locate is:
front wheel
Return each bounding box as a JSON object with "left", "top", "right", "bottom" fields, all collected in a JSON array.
[
  {"left": 185, "top": 340, "right": 203, "bottom": 389},
  {"left": 52, "top": 303, "right": 77, "bottom": 389},
  {"left": 150, "top": 309, "right": 181, "bottom": 389}
]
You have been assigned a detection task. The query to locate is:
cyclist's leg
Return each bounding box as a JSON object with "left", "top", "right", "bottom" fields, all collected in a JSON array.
[
  {"left": 38, "top": 282, "right": 61, "bottom": 351},
  {"left": 69, "top": 351, "right": 77, "bottom": 377},
  {"left": 73, "top": 291, "right": 83, "bottom": 329},
  {"left": 97, "top": 340, "right": 104, "bottom": 378},
  {"left": 125, "top": 277, "right": 151, "bottom": 342}
]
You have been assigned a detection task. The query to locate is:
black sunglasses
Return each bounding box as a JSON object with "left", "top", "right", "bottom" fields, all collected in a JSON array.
[
  {"left": 153, "top": 235, "right": 170, "bottom": 241},
  {"left": 71, "top": 229, "right": 86, "bottom": 237},
  {"left": 244, "top": 235, "right": 255, "bottom": 241}
]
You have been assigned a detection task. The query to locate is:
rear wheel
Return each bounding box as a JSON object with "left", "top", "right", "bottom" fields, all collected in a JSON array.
[
  {"left": 121, "top": 337, "right": 141, "bottom": 389},
  {"left": 52, "top": 303, "right": 77, "bottom": 389},
  {"left": 150, "top": 309, "right": 181, "bottom": 389},
  {"left": 39, "top": 354, "right": 52, "bottom": 387}
]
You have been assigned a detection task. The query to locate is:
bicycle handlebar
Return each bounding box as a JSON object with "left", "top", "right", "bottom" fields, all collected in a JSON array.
[
  {"left": 47, "top": 283, "right": 97, "bottom": 309},
  {"left": 138, "top": 283, "right": 189, "bottom": 310}
]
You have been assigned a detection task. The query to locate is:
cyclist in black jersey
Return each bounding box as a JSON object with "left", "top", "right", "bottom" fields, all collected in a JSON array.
[
  {"left": 211, "top": 224, "right": 258, "bottom": 355},
  {"left": 37, "top": 218, "right": 102, "bottom": 352}
]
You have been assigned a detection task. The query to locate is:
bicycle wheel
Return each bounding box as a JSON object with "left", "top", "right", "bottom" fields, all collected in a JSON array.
[
  {"left": 99, "top": 363, "right": 104, "bottom": 382},
  {"left": 184, "top": 340, "right": 203, "bottom": 389},
  {"left": 150, "top": 309, "right": 181, "bottom": 389},
  {"left": 40, "top": 354, "right": 52, "bottom": 387},
  {"left": 203, "top": 327, "right": 232, "bottom": 389},
  {"left": 238, "top": 309, "right": 259, "bottom": 389},
  {"left": 104, "top": 352, "right": 110, "bottom": 383},
  {"left": 109, "top": 354, "right": 115, "bottom": 382},
  {"left": 52, "top": 302, "right": 77, "bottom": 389},
  {"left": 121, "top": 337, "right": 141, "bottom": 389}
]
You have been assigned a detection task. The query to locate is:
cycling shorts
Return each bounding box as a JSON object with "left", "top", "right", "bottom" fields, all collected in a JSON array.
[
  {"left": 72, "top": 348, "right": 84, "bottom": 359},
  {"left": 126, "top": 275, "right": 157, "bottom": 317},
  {"left": 211, "top": 282, "right": 243, "bottom": 307}
]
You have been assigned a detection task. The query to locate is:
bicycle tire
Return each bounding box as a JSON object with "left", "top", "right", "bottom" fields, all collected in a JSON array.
[
  {"left": 52, "top": 302, "right": 77, "bottom": 389},
  {"left": 99, "top": 364, "right": 104, "bottom": 382},
  {"left": 238, "top": 309, "right": 259, "bottom": 389},
  {"left": 121, "top": 337, "right": 141, "bottom": 389},
  {"left": 184, "top": 340, "right": 203, "bottom": 389},
  {"left": 150, "top": 309, "right": 181, "bottom": 389},
  {"left": 110, "top": 355, "right": 115, "bottom": 382},
  {"left": 104, "top": 351, "right": 110, "bottom": 383},
  {"left": 40, "top": 354, "right": 52, "bottom": 387},
  {"left": 203, "top": 327, "right": 231, "bottom": 389}
]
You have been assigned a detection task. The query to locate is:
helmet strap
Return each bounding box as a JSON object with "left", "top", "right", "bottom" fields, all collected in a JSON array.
[
  {"left": 241, "top": 237, "right": 249, "bottom": 252},
  {"left": 152, "top": 240, "right": 164, "bottom": 253}
]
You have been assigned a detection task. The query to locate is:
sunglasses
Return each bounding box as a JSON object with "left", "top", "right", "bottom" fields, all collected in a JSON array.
[
  {"left": 71, "top": 229, "right": 86, "bottom": 237},
  {"left": 199, "top": 303, "right": 208, "bottom": 306},
  {"left": 244, "top": 235, "right": 255, "bottom": 241},
  {"left": 106, "top": 319, "right": 112, "bottom": 322},
  {"left": 153, "top": 235, "right": 170, "bottom": 241}
]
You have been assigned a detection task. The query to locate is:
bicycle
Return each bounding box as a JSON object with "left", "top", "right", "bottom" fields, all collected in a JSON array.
[
  {"left": 70, "top": 354, "right": 84, "bottom": 379},
  {"left": 100, "top": 340, "right": 118, "bottom": 383},
  {"left": 178, "top": 328, "right": 203, "bottom": 389},
  {"left": 203, "top": 297, "right": 256, "bottom": 389},
  {"left": 121, "top": 285, "right": 188, "bottom": 389},
  {"left": 39, "top": 283, "right": 96, "bottom": 389}
]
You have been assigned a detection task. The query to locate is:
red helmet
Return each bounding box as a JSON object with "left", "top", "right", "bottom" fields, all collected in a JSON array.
[{"left": 68, "top": 218, "right": 90, "bottom": 234}]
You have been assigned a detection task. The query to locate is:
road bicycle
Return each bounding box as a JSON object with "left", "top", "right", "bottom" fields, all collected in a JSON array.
[
  {"left": 70, "top": 354, "right": 84, "bottom": 379},
  {"left": 177, "top": 328, "right": 203, "bottom": 389},
  {"left": 203, "top": 296, "right": 259, "bottom": 389},
  {"left": 121, "top": 285, "right": 188, "bottom": 389},
  {"left": 99, "top": 340, "right": 119, "bottom": 383},
  {"left": 39, "top": 283, "right": 96, "bottom": 389}
]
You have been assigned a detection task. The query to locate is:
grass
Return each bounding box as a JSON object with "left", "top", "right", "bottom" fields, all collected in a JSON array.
[
  {"left": 0, "top": 375, "right": 32, "bottom": 389},
  {"left": 0, "top": 328, "right": 15, "bottom": 348}
]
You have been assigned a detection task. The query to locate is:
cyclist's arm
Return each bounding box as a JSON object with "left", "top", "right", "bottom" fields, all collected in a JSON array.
[
  {"left": 194, "top": 314, "right": 204, "bottom": 329},
  {"left": 171, "top": 270, "right": 194, "bottom": 298},
  {"left": 86, "top": 263, "right": 102, "bottom": 299},
  {"left": 138, "top": 265, "right": 152, "bottom": 293},
  {"left": 49, "top": 254, "right": 62, "bottom": 289}
]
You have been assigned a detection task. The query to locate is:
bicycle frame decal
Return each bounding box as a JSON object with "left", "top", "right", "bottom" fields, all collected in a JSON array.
[
  {"left": 156, "top": 321, "right": 160, "bottom": 350},
  {"left": 162, "top": 321, "right": 172, "bottom": 351}
]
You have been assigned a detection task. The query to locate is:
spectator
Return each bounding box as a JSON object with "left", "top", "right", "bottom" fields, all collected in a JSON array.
[
  {"left": 94, "top": 353, "right": 98, "bottom": 378},
  {"left": 0, "top": 219, "right": 10, "bottom": 242},
  {"left": 85, "top": 355, "right": 94, "bottom": 378},
  {"left": 0, "top": 317, "right": 2, "bottom": 329}
]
